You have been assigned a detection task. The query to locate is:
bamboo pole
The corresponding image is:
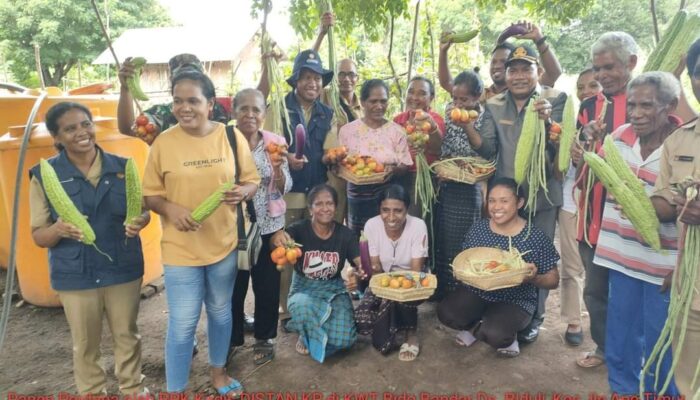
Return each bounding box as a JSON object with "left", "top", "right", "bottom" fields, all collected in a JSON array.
[
  {"left": 406, "top": 0, "right": 421, "bottom": 83},
  {"left": 387, "top": 15, "right": 404, "bottom": 109}
]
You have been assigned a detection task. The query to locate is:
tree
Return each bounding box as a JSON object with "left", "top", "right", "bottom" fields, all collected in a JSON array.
[{"left": 0, "top": 0, "right": 170, "bottom": 87}]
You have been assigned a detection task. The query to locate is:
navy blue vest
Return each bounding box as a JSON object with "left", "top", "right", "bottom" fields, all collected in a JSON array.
[
  {"left": 283, "top": 91, "right": 334, "bottom": 193},
  {"left": 29, "top": 148, "right": 144, "bottom": 291}
]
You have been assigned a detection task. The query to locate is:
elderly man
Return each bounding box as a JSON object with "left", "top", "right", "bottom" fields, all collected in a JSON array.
[
  {"left": 593, "top": 72, "right": 682, "bottom": 395},
  {"left": 571, "top": 32, "right": 639, "bottom": 369},
  {"left": 438, "top": 21, "right": 562, "bottom": 103},
  {"left": 475, "top": 45, "right": 567, "bottom": 343},
  {"left": 651, "top": 38, "right": 700, "bottom": 396}
]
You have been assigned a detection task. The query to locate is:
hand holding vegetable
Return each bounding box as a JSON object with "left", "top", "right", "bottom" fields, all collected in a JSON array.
[
  {"left": 439, "top": 31, "right": 454, "bottom": 52},
  {"left": 532, "top": 99, "right": 552, "bottom": 121},
  {"left": 673, "top": 194, "right": 700, "bottom": 225},
  {"left": 521, "top": 263, "right": 538, "bottom": 283},
  {"left": 222, "top": 185, "right": 250, "bottom": 207},
  {"left": 166, "top": 203, "right": 201, "bottom": 232},
  {"left": 118, "top": 57, "right": 137, "bottom": 88},
  {"left": 287, "top": 152, "right": 306, "bottom": 171},
  {"left": 125, "top": 214, "right": 150, "bottom": 238},
  {"left": 52, "top": 218, "right": 84, "bottom": 242},
  {"left": 319, "top": 11, "right": 335, "bottom": 34},
  {"left": 583, "top": 119, "right": 607, "bottom": 142},
  {"left": 512, "top": 21, "right": 544, "bottom": 43},
  {"left": 271, "top": 230, "right": 294, "bottom": 249}
]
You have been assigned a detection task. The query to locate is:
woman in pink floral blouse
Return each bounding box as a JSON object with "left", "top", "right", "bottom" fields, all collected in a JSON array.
[{"left": 339, "top": 79, "right": 413, "bottom": 236}]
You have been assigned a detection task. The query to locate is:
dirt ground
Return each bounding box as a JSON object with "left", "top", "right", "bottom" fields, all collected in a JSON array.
[{"left": 0, "top": 266, "right": 609, "bottom": 398}]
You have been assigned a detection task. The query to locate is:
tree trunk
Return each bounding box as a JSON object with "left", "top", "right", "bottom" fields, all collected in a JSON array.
[
  {"left": 425, "top": 0, "right": 436, "bottom": 79},
  {"left": 680, "top": 0, "right": 686, "bottom": 10},
  {"left": 650, "top": 0, "right": 660, "bottom": 44}
]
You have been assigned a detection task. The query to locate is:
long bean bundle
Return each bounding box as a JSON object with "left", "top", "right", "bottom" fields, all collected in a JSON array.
[
  {"left": 319, "top": 0, "right": 344, "bottom": 121},
  {"left": 263, "top": 34, "right": 292, "bottom": 139},
  {"left": 514, "top": 97, "right": 550, "bottom": 223},
  {"left": 641, "top": 181, "right": 700, "bottom": 395}
]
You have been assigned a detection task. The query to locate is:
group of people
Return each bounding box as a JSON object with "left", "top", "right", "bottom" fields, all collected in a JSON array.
[{"left": 26, "top": 12, "right": 700, "bottom": 399}]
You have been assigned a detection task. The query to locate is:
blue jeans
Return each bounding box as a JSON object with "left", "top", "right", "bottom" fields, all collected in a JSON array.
[
  {"left": 606, "top": 269, "right": 678, "bottom": 395},
  {"left": 163, "top": 250, "right": 237, "bottom": 392}
]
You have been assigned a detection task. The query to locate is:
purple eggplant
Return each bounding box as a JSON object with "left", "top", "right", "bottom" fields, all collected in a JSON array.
[
  {"left": 497, "top": 23, "right": 529, "bottom": 44},
  {"left": 359, "top": 231, "right": 372, "bottom": 279},
  {"left": 294, "top": 124, "right": 306, "bottom": 160}
]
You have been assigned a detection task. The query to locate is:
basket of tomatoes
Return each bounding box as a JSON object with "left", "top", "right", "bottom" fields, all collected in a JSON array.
[
  {"left": 369, "top": 271, "right": 437, "bottom": 302},
  {"left": 339, "top": 155, "right": 390, "bottom": 185}
]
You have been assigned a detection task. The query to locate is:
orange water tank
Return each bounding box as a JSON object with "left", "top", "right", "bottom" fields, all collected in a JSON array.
[
  {"left": 0, "top": 90, "right": 119, "bottom": 269},
  {"left": 0, "top": 118, "right": 163, "bottom": 307}
]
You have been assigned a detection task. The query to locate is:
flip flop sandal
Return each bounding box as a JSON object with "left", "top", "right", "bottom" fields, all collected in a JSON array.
[
  {"left": 398, "top": 343, "right": 419, "bottom": 362},
  {"left": 215, "top": 378, "right": 244, "bottom": 399},
  {"left": 576, "top": 351, "right": 605, "bottom": 368},
  {"left": 253, "top": 340, "right": 275, "bottom": 365},
  {"left": 295, "top": 338, "right": 309, "bottom": 355},
  {"left": 496, "top": 348, "right": 520, "bottom": 358}
]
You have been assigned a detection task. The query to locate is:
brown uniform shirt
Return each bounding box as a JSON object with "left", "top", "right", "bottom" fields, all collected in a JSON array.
[{"left": 653, "top": 119, "right": 700, "bottom": 310}]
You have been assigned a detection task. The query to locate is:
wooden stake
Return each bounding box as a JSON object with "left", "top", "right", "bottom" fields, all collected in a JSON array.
[
  {"left": 406, "top": 0, "right": 421, "bottom": 83},
  {"left": 34, "top": 44, "right": 45, "bottom": 90},
  {"left": 90, "top": 0, "right": 142, "bottom": 114}
]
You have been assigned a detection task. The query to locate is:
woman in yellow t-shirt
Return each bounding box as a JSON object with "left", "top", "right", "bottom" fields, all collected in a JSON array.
[{"left": 142, "top": 70, "right": 260, "bottom": 396}]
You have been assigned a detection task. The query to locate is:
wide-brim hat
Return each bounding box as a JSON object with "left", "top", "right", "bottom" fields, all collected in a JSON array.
[{"left": 286, "top": 49, "right": 334, "bottom": 88}]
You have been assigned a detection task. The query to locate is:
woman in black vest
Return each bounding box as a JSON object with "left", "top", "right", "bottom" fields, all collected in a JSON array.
[{"left": 29, "top": 102, "right": 149, "bottom": 395}]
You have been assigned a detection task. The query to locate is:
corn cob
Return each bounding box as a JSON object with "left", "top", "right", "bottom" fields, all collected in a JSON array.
[
  {"left": 602, "top": 135, "right": 659, "bottom": 229},
  {"left": 557, "top": 94, "right": 577, "bottom": 172},
  {"left": 126, "top": 57, "right": 148, "bottom": 101},
  {"left": 124, "top": 158, "right": 142, "bottom": 226},
  {"left": 190, "top": 182, "right": 235, "bottom": 223},
  {"left": 40, "top": 159, "right": 112, "bottom": 261},
  {"left": 583, "top": 152, "right": 661, "bottom": 250}
]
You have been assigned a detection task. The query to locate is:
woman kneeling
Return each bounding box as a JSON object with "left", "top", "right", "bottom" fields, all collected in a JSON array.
[
  {"left": 271, "top": 184, "right": 364, "bottom": 363},
  {"left": 438, "top": 178, "right": 559, "bottom": 357},
  {"left": 355, "top": 184, "right": 428, "bottom": 361}
]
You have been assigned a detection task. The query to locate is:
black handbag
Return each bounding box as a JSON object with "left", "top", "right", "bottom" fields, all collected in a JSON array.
[{"left": 225, "top": 125, "right": 262, "bottom": 271}]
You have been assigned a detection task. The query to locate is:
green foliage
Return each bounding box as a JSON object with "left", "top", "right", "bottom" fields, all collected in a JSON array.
[
  {"left": 548, "top": 0, "right": 677, "bottom": 74},
  {"left": 0, "top": 0, "right": 170, "bottom": 87},
  {"left": 251, "top": 0, "right": 410, "bottom": 41}
]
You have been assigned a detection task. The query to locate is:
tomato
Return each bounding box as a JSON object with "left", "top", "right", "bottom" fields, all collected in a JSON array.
[
  {"left": 136, "top": 126, "right": 147, "bottom": 136},
  {"left": 145, "top": 123, "right": 157, "bottom": 134},
  {"left": 421, "top": 121, "right": 432, "bottom": 133},
  {"left": 286, "top": 249, "right": 298, "bottom": 264},
  {"left": 135, "top": 115, "right": 149, "bottom": 127},
  {"left": 405, "top": 124, "right": 415, "bottom": 134},
  {"left": 294, "top": 247, "right": 302, "bottom": 258},
  {"left": 450, "top": 108, "right": 461, "bottom": 121},
  {"left": 550, "top": 123, "right": 562, "bottom": 134}
]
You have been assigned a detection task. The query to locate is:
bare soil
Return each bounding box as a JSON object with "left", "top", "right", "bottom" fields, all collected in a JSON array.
[{"left": 0, "top": 267, "right": 608, "bottom": 398}]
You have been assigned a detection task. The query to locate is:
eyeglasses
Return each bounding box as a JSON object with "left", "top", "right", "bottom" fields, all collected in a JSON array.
[{"left": 337, "top": 72, "right": 358, "bottom": 80}]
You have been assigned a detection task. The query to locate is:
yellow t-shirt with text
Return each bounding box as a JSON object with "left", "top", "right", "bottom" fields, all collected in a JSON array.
[{"left": 142, "top": 123, "right": 260, "bottom": 266}]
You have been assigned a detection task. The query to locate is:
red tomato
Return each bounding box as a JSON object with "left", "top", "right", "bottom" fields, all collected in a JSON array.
[
  {"left": 145, "top": 123, "right": 157, "bottom": 134},
  {"left": 135, "top": 115, "right": 149, "bottom": 127}
]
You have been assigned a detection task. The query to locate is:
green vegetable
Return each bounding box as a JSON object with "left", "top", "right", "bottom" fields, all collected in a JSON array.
[
  {"left": 441, "top": 29, "right": 480, "bottom": 44},
  {"left": 40, "top": 159, "right": 112, "bottom": 261},
  {"left": 190, "top": 182, "right": 235, "bottom": 223},
  {"left": 124, "top": 158, "right": 142, "bottom": 226},
  {"left": 126, "top": 57, "right": 149, "bottom": 101},
  {"left": 557, "top": 94, "right": 577, "bottom": 173}
]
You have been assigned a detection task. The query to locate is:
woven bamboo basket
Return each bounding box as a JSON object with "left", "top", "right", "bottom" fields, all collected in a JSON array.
[
  {"left": 339, "top": 166, "right": 390, "bottom": 185},
  {"left": 369, "top": 271, "right": 437, "bottom": 302},
  {"left": 432, "top": 159, "right": 495, "bottom": 184},
  {"left": 452, "top": 247, "right": 530, "bottom": 291}
]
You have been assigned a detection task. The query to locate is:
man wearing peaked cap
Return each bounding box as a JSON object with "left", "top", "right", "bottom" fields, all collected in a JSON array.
[{"left": 473, "top": 42, "right": 568, "bottom": 347}]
